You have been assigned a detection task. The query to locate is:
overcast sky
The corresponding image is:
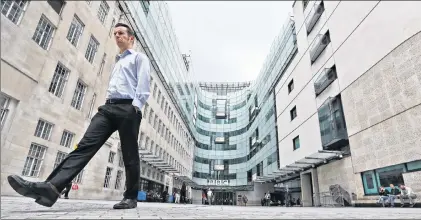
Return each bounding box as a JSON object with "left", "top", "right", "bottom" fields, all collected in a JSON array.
[{"left": 166, "top": 1, "right": 293, "bottom": 83}]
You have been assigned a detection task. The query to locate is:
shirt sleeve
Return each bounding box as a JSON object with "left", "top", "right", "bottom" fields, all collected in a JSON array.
[{"left": 132, "top": 53, "right": 151, "bottom": 110}]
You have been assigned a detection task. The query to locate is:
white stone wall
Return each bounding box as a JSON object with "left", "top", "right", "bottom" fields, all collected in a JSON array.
[
  {"left": 403, "top": 171, "right": 421, "bottom": 195},
  {"left": 1, "top": 1, "right": 193, "bottom": 200}
]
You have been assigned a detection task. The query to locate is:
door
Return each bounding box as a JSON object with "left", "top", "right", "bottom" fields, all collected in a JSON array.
[{"left": 362, "top": 171, "right": 378, "bottom": 195}]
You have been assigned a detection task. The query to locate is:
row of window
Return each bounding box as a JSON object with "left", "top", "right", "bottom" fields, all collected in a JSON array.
[
  {"left": 22, "top": 143, "right": 83, "bottom": 183},
  {"left": 35, "top": 119, "right": 75, "bottom": 148},
  {"left": 150, "top": 80, "right": 192, "bottom": 147},
  {"left": 143, "top": 105, "right": 191, "bottom": 162},
  {"left": 138, "top": 132, "right": 190, "bottom": 176}
]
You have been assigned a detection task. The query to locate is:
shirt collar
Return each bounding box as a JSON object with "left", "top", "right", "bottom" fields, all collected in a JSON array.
[{"left": 115, "top": 49, "right": 136, "bottom": 62}]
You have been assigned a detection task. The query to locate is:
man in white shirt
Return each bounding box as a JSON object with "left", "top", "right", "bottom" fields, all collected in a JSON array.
[
  {"left": 7, "top": 23, "right": 150, "bottom": 210},
  {"left": 398, "top": 184, "right": 417, "bottom": 207},
  {"left": 207, "top": 188, "right": 213, "bottom": 205}
]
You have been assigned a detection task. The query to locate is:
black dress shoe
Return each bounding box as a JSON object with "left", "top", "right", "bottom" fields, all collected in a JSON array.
[
  {"left": 7, "top": 175, "right": 59, "bottom": 207},
  {"left": 113, "top": 198, "right": 138, "bottom": 209}
]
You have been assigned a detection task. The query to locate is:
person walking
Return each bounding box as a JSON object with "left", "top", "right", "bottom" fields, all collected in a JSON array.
[
  {"left": 7, "top": 23, "right": 151, "bottom": 210},
  {"left": 181, "top": 182, "right": 187, "bottom": 204}
]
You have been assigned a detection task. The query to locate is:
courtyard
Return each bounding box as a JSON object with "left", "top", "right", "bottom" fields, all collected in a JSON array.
[{"left": 1, "top": 196, "right": 420, "bottom": 219}]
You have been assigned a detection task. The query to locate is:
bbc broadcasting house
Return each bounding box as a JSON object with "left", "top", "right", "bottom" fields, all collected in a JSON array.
[{"left": 1, "top": 0, "right": 420, "bottom": 207}]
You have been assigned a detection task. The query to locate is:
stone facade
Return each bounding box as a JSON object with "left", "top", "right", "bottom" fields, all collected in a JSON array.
[
  {"left": 341, "top": 32, "right": 421, "bottom": 173},
  {"left": 1, "top": 1, "right": 185, "bottom": 200},
  {"left": 403, "top": 171, "right": 421, "bottom": 195}
]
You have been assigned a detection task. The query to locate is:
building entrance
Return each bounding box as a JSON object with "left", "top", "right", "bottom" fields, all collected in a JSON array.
[{"left": 213, "top": 191, "right": 235, "bottom": 205}]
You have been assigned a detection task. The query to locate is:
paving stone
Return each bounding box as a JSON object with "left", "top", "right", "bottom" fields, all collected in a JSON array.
[{"left": 1, "top": 196, "right": 421, "bottom": 219}]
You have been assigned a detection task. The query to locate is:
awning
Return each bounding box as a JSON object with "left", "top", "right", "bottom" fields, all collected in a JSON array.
[
  {"left": 255, "top": 150, "right": 345, "bottom": 183},
  {"left": 174, "top": 175, "right": 198, "bottom": 187}
]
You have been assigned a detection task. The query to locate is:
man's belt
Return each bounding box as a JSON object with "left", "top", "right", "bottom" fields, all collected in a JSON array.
[{"left": 105, "top": 99, "right": 133, "bottom": 104}]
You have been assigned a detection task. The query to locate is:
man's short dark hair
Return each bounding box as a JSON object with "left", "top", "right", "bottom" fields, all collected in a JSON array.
[{"left": 115, "top": 23, "right": 134, "bottom": 36}]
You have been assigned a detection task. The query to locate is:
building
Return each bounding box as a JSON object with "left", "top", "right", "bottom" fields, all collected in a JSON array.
[
  {"left": 2, "top": 0, "right": 420, "bottom": 206},
  {"left": 270, "top": 0, "right": 421, "bottom": 206},
  {"left": 1, "top": 0, "right": 193, "bottom": 200}
]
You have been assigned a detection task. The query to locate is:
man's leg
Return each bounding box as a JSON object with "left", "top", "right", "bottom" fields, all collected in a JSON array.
[
  {"left": 47, "top": 106, "right": 116, "bottom": 191},
  {"left": 400, "top": 195, "right": 407, "bottom": 207},
  {"left": 7, "top": 106, "right": 115, "bottom": 207},
  {"left": 389, "top": 195, "right": 396, "bottom": 207},
  {"left": 113, "top": 104, "right": 141, "bottom": 209}
]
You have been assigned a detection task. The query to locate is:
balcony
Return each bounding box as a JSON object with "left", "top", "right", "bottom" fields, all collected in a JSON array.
[
  {"left": 215, "top": 111, "right": 227, "bottom": 119},
  {"left": 310, "top": 31, "right": 331, "bottom": 64},
  {"left": 215, "top": 137, "right": 226, "bottom": 144},
  {"left": 318, "top": 96, "right": 349, "bottom": 150},
  {"left": 314, "top": 65, "right": 337, "bottom": 96},
  {"left": 306, "top": 1, "right": 325, "bottom": 34}
]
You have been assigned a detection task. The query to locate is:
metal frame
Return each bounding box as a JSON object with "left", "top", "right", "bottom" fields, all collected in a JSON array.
[{"left": 255, "top": 150, "right": 345, "bottom": 183}]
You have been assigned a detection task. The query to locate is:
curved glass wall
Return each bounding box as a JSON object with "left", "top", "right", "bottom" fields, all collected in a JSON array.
[
  {"left": 126, "top": 1, "right": 298, "bottom": 189},
  {"left": 192, "top": 17, "right": 298, "bottom": 188}
]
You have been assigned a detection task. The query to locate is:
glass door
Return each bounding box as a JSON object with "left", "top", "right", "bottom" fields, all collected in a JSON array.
[{"left": 362, "top": 171, "right": 378, "bottom": 195}]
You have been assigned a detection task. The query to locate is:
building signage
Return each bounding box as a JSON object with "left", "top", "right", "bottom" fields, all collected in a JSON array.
[{"left": 207, "top": 179, "right": 229, "bottom": 186}]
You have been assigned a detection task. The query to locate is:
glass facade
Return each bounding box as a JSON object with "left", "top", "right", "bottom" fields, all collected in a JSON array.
[
  {"left": 124, "top": 2, "right": 298, "bottom": 190},
  {"left": 192, "top": 17, "right": 298, "bottom": 188}
]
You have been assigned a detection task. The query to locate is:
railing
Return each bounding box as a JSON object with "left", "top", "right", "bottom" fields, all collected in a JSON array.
[
  {"left": 314, "top": 65, "right": 337, "bottom": 96},
  {"left": 305, "top": 0, "right": 325, "bottom": 34},
  {"left": 318, "top": 96, "right": 349, "bottom": 150},
  {"left": 310, "top": 31, "right": 331, "bottom": 63},
  {"left": 313, "top": 185, "right": 352, "bottom": 207}
]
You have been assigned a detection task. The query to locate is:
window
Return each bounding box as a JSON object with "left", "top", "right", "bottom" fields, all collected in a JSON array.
[
  {"left": 290, "top": 106, "right": 297, "bottom": 120},
  {"left": 140, "top": 0, "right": 150, "bottom": 15},
  {"left": 141, "top": 103, "right": 148, "bottom": 120},
  {"left": 302, "top": 0, "right": 309, "bottom": 10},
  {"left": 66, "top": 15, "right": 84, "bottom": 47},
  {"left": 118, "top": 150, "right": 124, "bottom": 168},
  {"left": 108, "top": 151, "right": 115, "bottom": 164},
  {"left": 377, "top": 165, "right": 405, "bottom": 187},
  {"left": 71, "top": 80, "right": 87, "bottom": 110},
  {"left": 54, "top": 151, "right": 68, "bottom": 169},
  {"left": 48, "top": 63, "right": 69, "bottom": 98},
  {"left": 153, "top": 115, "right": 158, "bottom": 128},
  {"left": 60, "top": 130, "right": 74, "bottom": 148},
  {"left": 88, "top": 93, "right": 96, "bottom": 118},
  {"left": 109, "top": 18, "right": 115, "bottom": 37},
  {"left": 85, "top": 35, "right": 99, "bottom": 63},
  {"left": 293, "top": 136, "right": 300, "bottom": 150},
  {"left": 97, "top": 1, "right": 109, "bottom": 24},
  {"left": 73, "top": 169, "right": 84, "bottom": 184},
  {"left": 148, "top": 109, "right": 154, "bottom": 124},
  {"left": 0, "top": 94, "right": 10, "bottom": 129},
  {"left": 157, "top": 90, "right": 161, "bottom": 103},
  {"left": 115, "top": 170, "right": 123, "bottom": 189},
  {"left": 1, "top": 0, "right": 28, "bottom": 24},
  {"left": 32, "top": 15, "right": 55, "bottom": 50},
  {"left": 288, "top": 79, "right": 294, "bottom": 94},
  {"left": 103, "top": 167, "right": 113, "bottom": 188},
  {"left": 98, "top": 53, "right": 107, "bottom": 75},
  {"left": 152, "top": 84, "right": 157, "bottom": 98},
  {"left": 22, "top": 143, "right": 47, "bottom": 177},
  {"left": 34, "top": 119, "right": 53, "bottom": 140},
  {"left": 47, "top": 0, "right": 65, "bottom": 14}
]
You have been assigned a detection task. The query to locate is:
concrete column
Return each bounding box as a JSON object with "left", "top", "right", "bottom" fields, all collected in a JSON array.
[
  {"left": 311, "top": 168, "right": 321, "bottom": 207},
  {"left": 300, "top": 173, "right": 313, "bottom": 207},
  {"left": 191, "top": 189, "right": 202, "bottom": 204}
]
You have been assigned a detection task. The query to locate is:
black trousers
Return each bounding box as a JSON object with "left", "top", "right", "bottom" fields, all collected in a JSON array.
[{"left": 45, "top": 103, "right": 142, "bottom": 199}]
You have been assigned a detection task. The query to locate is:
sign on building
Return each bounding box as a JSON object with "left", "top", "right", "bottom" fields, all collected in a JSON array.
[{"left": 207, "top": 179, "right": 229, "bottom": 186}]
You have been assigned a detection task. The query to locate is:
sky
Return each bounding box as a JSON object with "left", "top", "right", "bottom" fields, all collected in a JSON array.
[{"left": 166, "top": 1, "right": 293, "bottom": 83}]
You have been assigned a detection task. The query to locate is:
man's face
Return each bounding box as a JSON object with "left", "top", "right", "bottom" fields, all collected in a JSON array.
[
  {"left": 390, "top": 184, "right": 394, "bottom": 188},
  {"left": 400, "top": 185, "right": 405, "bottom": 189},
  {"left": 114, "top": 26, "right": 133, "bottom": 48}
]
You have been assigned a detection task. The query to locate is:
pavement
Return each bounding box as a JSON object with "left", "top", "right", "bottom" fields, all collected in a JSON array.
[{"left": 1, "top": 196, "right": 421, "bottom": 219}]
